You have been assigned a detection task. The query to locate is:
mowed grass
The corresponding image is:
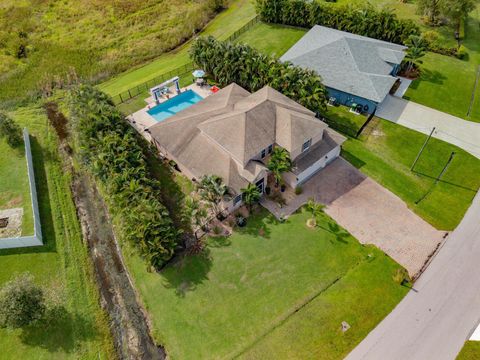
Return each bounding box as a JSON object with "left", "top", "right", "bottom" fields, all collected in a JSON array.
[
  {"left": 122, "top": 208, "right": 408, "bottom": 359},
  {"left": 0, "top": 137, "right": 33, "bottom": 236},
  {"left": 234, "top": 22, "right": 307, "bottom": 56},
  {"left": 99, "top": 0, "right": 256, "bottom": 97},
  {"left": 457, "top": 341, "right": 480, "bottom": 359},
  {"left": 0, "top": 106, "right": 114, "bottom": 359},
  {"left": 342, "top": 119, "right": 480, "bottom": 230}
]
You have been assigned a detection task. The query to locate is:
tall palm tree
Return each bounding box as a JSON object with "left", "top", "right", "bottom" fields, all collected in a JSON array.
[
  {"left": 240, "top": 183, "right": 261, "bottom": 211},
  {"left": 197, "top": 174, "right": 229, "bottom": 216},
  {"left": 404, "top": 35, "right": 427, "bottom": 73},
  {"left": 182, "top": 197, "right": 208, "bottom": 233},
  {"left": 267, "top": 147, "right": 292, "bottom": 187}
]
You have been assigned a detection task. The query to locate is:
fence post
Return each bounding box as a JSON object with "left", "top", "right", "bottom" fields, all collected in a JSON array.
[
  {"left": 128, "top": 89, "right": 132, "bottom": 99},
  {"left": 119, "top": 94, "right": 123, "bottom": 103}
]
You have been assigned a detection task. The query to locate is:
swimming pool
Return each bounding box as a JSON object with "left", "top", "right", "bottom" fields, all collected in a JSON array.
[{"left": 147, "top": 90, "right": 203, "bottom": 122}]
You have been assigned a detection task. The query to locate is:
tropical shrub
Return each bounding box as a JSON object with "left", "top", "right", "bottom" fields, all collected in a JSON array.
[
  {"left": 68, "top": 84, "right": 180, "bottom": 269},
  {"left": 190, "top": 36, "right": 328, "bottom": 113},
  {"left": 197, "top": 174, "right": 229, "bottom": 216},
  {"left": 267, "top": 147, "right": 292, "bottom": 186},
  {"left": 255, "top": 0, "right": 420, "bottom": 45},
  {"left": 0, "top": 273, "right": 46, "bottom": 328},
  {"left": 456, "top": 45, "right": 468, "bottom": 59},
  {"left": 0, "top": 112, "right": 23, "bottom": 148},
  {"left": 240, "top": 183, "right": 261, "bottom": 211}
]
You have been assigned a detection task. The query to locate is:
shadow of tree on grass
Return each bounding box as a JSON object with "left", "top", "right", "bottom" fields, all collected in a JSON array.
[{"left": 19, "top": 305, "right": 98, "bottom": 353}]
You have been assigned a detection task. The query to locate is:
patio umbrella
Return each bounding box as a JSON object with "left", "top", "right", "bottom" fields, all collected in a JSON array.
[{"left": 192, "top": 69, "right": 205, "bottom": 78}]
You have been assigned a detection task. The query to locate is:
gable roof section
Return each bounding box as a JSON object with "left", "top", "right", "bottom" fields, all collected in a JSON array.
[{"left": 281, "top": 25, "right": 406, "bottom": 103}]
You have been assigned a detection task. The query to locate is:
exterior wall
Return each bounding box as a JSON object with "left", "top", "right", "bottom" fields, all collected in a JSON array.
[
  {"left": 290, "top": 131, "right": 324, "bottom": 161},
  {"left": 286, "top": 145, "right": 341, "bottom": 188},
  {"left": 327, "top": 87, "right": 378, "bottom": 114},
  {"left": 0, "top": 129, "right": 43, "bottom": 249}
]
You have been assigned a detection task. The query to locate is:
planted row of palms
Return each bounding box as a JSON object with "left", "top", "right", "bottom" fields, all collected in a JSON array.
[
  {"left": 68, "top": 84, "right": 180, "bottom": 269},
  {"left": 255, "top": 0, "right": 420, "bottom": 45},
  {"left": 190, "top": 36, "right": 328, "bottom": 113}
]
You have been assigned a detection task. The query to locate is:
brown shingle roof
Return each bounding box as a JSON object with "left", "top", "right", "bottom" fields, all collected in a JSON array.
[{"left": 149, "top": 83, "right": 343, "bottom": 193}]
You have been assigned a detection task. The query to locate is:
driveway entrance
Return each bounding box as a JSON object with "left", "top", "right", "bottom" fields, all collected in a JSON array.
[{"left": 376, "top": 95, "right": 480, "bottom": 158}]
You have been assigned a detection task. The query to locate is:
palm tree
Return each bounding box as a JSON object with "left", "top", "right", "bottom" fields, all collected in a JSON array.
[
  {"left": 404, "top": 35, "right": 427, "bottom": 73},
  {"left": 305, "top": 198, "right": 325, "bottom": 227},
  {"left": 197, "top": 174, "right": 229, "bottom": 216},
  {"left": 240, "top": 183, "right": 261, "bottom": 211},
  {"left": 182, "top": 197, "right": 208, "bottom": 233},
  {"left": 267, "top": 147, "right": 292, "bottom": 187}
]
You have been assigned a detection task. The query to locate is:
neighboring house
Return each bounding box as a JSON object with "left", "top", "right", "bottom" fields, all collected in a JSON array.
[
  {"left": 149, "top": 84, "right": 345, "bottom": 212},
  {"left": 281, "top": 25, "right": 406, "bottom": 114}
]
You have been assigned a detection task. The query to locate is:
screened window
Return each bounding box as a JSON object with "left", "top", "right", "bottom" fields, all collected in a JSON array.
[
  {"left": 268, "top": 144, "right": 273, "bottom": 154},
  {"left": 302, "top": 139, "right": 312, "bottom": 152},
  {"left": 261, "top": 149, "right": 266, "bottom": 158}
]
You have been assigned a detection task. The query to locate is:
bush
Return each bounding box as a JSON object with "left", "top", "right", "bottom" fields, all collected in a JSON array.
[
  {"left": 69, "top": 85, "right": 180, "bottom": 269},
  {"left": 190, "top": 37, "right": 328, "bottom": 113},
  {"left": 0, "top": 112, "right": 23, "bottom": 147},
  {"left": 255, "top": 0, "right": 420, "bottom": 44},
  {"left": 456, "top": 45, "right": 468, "bottom": 59},
  {"left": 0, "top": 273, "right": 46, "bottom": 328},
  {"left": 295, "top": 186, "right": 303, "bottom": 195}
]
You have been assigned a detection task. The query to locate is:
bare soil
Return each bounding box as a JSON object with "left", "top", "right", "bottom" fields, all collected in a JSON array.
[{"left": 72, "top": 174, "right": 165, "bottom": 360}]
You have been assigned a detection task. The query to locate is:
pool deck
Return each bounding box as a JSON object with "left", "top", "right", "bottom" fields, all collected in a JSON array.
[{"left": 127, "top": 83, "right": 212, "bottom": 141}]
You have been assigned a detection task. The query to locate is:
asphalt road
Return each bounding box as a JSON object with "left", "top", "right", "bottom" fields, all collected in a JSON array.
[{"left": 345, "top": 191, "right": 480, "bottom": 360}]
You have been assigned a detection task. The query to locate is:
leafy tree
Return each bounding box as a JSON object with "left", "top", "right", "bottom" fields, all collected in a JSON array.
[
  {"left": 404, "top": 35, "right": 427, "bottom": 72},
  {"left": 182, "top": 197, "right": 208, "bottom": 232},
  {"left": 197, "top": 175, "right": 229, "bottom": 216},
  {"left": 0, "top": 112, "right": 22, "bottom": 148},
  {"left": 305, "top": 198, "right": 325, "bottom": 227},
  {"left": 417, "top": 0, "right": 443, "bottom": 26},
  {"left": 256, "top": 0, "right": 420, "bottom": 45},
  {"left": 190, "top": 36, "right": 328, "bottom": 113},
  {"left": 68, "top": 85, "right": 180, "bottom": 269},
  {"left": 0, "top": 273, "right": 46, "bottom": 328},
  {"left": 267, "top": 147, "right": 292, "bottom": 186},
  {"left": 441, "top": 0, "right": 475, "bottom": 33},
  {"left": 240, "top": 183, "right": 261, "bottom": 211}
]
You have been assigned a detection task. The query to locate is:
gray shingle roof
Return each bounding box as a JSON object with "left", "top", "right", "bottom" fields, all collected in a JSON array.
[{"left": 281, "top": 26, "right": 406, "bottom": 103}]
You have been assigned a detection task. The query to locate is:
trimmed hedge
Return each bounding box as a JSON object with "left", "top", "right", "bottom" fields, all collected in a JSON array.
[
  {"left": 68, "top": 85, "right": 180, "bottom": 269},
  {"left": 255, "top": 0, "right": 420, "bottom": 45}
]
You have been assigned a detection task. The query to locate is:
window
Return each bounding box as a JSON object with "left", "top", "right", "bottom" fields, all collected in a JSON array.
[
  {"left": 261, "top": 149, "right": 266, "bottom": 158},
  {"left": 268, "top": 144, "right": 273, "bottom": 154},
  {"left": 302, "top": 139, "right": 312, "bottom": 153},
  {"left": 233, "top": 194, "right": 242, "bottom": 205}
]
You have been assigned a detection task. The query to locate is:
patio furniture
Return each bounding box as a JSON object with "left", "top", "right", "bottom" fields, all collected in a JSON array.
[{"left": 210, "top": 85, "right": 220, "bottom": 93}]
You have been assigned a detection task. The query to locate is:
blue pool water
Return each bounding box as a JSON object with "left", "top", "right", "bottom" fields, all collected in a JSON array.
[{"left": 147, "top": 90, "right": 203, "bottom": 122}]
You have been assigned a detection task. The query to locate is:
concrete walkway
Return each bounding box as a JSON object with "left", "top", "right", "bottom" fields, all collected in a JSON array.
[
  {"left": 376, "top": 95, "right": 480, "bottom": 159},
  {"left": 346, "top": 190, "right": 480, "bottom": 360},
  {"left": 261, "top": 158, "right": 444, "bottom": 277},
  {"left": 393, "top": 77, "right": 412, "bottom": 97}
]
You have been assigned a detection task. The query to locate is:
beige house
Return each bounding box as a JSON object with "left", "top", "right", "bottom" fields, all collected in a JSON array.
[{"left": 149, "top": 83, "right": 345, "bottom": 212}]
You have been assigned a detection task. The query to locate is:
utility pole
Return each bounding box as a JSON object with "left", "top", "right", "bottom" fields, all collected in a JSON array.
[
  {"left": 415, "top": 151, "right": 456, "bottom": 204},
  {"left": 411, "top": 127, "right": 435, "bottom": 171},
  {"left": 434, "top": 151, "right": 456, "bottom": 185}
]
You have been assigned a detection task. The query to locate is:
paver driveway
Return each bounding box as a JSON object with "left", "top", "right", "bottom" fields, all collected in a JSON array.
[
  {"left": 376, "top": 95, "right": 480, "bottom": 159},
  {"left": 263, "top": 158, "right": 444, "bottom": 277}
]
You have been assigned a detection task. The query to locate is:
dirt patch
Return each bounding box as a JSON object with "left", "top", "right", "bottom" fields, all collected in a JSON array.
[
  {"left": 45, "top": 102, "right": 69, "bottom": 142},
  {"left": 72, "top": 174, "right": 165, "bottom": 360}
]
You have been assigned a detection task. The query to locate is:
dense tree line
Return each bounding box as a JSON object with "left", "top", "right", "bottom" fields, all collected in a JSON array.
[
  {"left": 68, "top": 85, "right": 180, "bottom": 269},
  {"left": 255, "top": 0, "right": 420, "bottom": 45},
  {"left": 190, "top": 36, "right": 328, "bottom": 112}
]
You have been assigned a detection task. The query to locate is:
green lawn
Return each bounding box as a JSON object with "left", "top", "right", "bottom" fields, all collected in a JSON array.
[
  {"left": 99, "top": 0, "right": 257, "bottom": 97},
  {"left": 0, "top": 106, "right": 114, "bottom": 359},
  {"left": 0, "top": 137, "right": 33, "bottom": 236},
  {"left": 122, "top": 208, "right": 408, "bottom": 360},
  {"left": 342, "top": 118, "right": 480, "bottom": 230},
  {"left": 322, "top": 104, "right": 369, "bottom": 137},
  {"left": 234, "top": 22, "right": 307, "bottom": 57},
  {"left": 457, "top": 341, "right": 480, "bottom": 359}
]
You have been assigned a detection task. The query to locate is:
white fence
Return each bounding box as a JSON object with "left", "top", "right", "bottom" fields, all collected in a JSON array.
[{"left": 0, "top": 129, "right": 43, "bottom": 249}]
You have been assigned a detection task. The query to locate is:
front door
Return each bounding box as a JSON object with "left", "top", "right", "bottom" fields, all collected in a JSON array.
[{"left": 255, "top": 178, "right": 264, "bottom": 194}]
